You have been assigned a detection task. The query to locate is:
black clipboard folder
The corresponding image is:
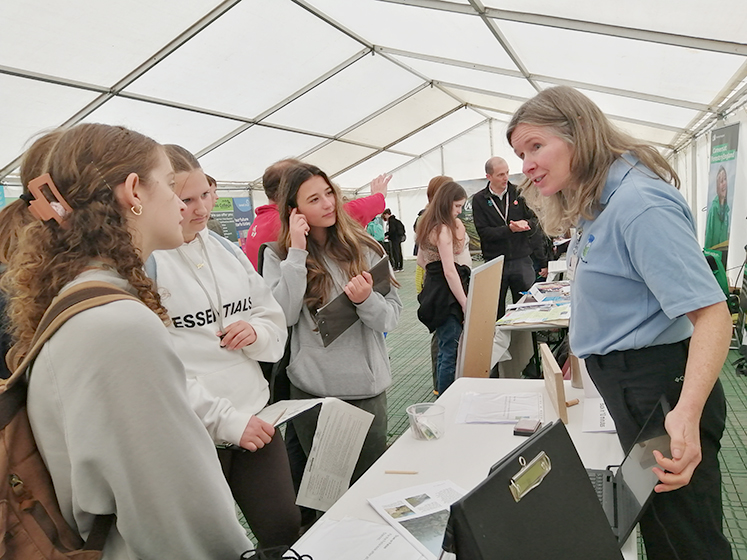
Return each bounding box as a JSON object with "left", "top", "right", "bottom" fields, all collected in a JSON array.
[
  {"left": 315, "top": 256, "right": 391, "bottom": 347},
  {"left": 442, "top": 420, "right": 622, "bottom": 560}
]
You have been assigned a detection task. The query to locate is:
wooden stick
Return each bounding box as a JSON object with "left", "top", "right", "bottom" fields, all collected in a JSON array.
[
  {"left": 271, "top": 409, "right": 287, "bottom": 426},
  {"left": 385, "top": 470, "right": 418, "bottom": 475},
  {"left": 565, "top": 399, "right": 579, "bottom": 407}
]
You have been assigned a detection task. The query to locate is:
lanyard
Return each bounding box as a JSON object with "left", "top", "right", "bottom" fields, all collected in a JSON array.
[
  {"left": 488, "top": 190, "right": 510, "bottom": 225},
  {"left": 177, "top": 234, "right": 226, "bottom": 332}
]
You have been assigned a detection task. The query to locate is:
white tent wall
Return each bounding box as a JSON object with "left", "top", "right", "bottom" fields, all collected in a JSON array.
[{"left": 723, "top": 108, "right": 747, "bottom": 284}]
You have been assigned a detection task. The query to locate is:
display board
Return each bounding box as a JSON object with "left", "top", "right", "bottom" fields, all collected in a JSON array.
[{"left": 457, "top": 256, "right": 503, "bottom": 379}]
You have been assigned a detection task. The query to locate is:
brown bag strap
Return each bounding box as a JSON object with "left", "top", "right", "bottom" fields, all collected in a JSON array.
[
  {"left": 83, "top": 513, "right": 116, "bottom": 551},
  {"left": 3, "top": 281, "right": 142, "bottom": 388}
]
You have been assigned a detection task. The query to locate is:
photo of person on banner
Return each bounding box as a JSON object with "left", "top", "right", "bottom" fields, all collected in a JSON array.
[
  {"left": 705, "top": 124, "right": 739, "bottom": 268},
  {"left": 704, "top": 166, "right": 731, "bottom": 254}
]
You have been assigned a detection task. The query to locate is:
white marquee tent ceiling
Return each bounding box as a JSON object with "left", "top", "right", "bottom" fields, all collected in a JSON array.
[{"left": 2, "top": 0, "right": 747, "bottom": 193}]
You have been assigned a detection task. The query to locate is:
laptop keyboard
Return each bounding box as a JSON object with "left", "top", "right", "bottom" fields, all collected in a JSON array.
[{"left": 588, "top": 470, "right": 606, "bottom": 502}]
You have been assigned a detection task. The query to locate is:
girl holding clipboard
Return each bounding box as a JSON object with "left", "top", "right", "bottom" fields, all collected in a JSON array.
[{"left": 262, "top": 162, "right": 402, "bottom": 483}]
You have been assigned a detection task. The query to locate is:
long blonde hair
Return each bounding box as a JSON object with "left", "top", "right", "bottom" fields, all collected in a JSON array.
[
  {"left": 2, "top": 123, "right": 169, "bottom": 358},
  {"left": 276, "top": 163, "right": 389, "bottom": 312},
  {"left": 506, "top": 86, "right": 679, "bottom": 236}
]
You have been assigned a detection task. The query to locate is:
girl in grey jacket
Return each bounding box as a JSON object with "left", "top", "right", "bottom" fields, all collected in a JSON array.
[{"left": 262, "top": 162, "right": 402, "bottom": 484}]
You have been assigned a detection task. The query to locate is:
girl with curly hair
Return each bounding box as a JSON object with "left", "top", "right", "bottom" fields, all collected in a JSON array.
[{"left": 2, "top": 123, "right": 252, "bottom": 559}]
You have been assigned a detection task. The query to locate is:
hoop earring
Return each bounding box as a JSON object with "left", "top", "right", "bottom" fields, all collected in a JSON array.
[{"left": 130, "top": 204, "right": 143, "bottom": 216}]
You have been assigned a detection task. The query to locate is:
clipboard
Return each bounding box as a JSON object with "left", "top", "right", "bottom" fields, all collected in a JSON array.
[
  {"left": 442, "top": 420, "right": 622, "bottom": 559},
  {"left": 315, "top": 256, "right": 391, "bottom": 347}
]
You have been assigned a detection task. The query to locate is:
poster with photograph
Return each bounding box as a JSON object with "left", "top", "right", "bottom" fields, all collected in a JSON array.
[
  {"left": 706, "top": 124, "right": 740, "bottom": 267},
  {"left": 210, "top": 196, "right": 254, "bottom": 244}
]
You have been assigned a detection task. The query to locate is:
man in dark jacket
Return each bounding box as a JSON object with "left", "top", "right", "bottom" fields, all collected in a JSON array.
[
  {"left": 473, "top": 157, "right": 544, "bottom": 318},
  {"left": 383, "top": 209, "right": 406, "bottom": 271}
]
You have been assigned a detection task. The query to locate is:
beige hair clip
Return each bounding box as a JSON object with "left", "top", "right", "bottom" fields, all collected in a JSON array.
[{"left": 27, "top": 173, "right": 73, "bottom": 225}]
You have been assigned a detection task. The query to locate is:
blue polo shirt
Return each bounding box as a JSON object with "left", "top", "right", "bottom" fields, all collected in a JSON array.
[{"left": 569, "top": 153, "right": 725, "bottom": 359}]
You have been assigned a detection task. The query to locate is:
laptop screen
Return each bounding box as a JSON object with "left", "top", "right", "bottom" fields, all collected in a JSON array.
[{"left": 613, "top": 396, "right": 671, "bottom": 542}]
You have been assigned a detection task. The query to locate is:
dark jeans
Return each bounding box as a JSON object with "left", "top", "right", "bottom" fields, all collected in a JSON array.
[
  {"left": 498, "top": 256, "right": 535, "bottom": 319},
  {"left": 289, "top": 384, "right": 388, "bottom": 485},
  {"left": 435, "top": 314, "right": 462, "bottom": 394},
  {"left": 217, "top": 431, "right": 301, "bottom": 549},
  {"left": 586, "top": 340, "right": 732, "bottom": 560}
]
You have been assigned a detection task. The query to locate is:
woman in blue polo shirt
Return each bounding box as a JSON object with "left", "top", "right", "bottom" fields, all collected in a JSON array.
[{"left": 507, "top": 86, "right": 732, "bottom": 560}]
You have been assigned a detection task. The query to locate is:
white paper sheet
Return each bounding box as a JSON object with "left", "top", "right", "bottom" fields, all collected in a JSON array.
[
  {"left": 255, "top": 398, "right": 326, "bottom": 426},
  {"left": 257, "top": 398, "right": 374, "bottom": 511},
  {"left": 455, "top": 392, "right": 544, "bottom": 424},
  {"left": 368, "top": 480, "right": 466, "bottom": 560},
  {"left": 582, "top": 397, "right": 617, "bottom": 433},
  {"left": 293, "top": 517, "right": 426, "bottom": 560},
  {"left": 297, "top": 398, "right": 374, "bottom": 511}
]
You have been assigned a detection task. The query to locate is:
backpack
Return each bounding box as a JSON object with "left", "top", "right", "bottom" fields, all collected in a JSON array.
[{"left": 0, "top": 281, "right": 139, "bottom": 558}]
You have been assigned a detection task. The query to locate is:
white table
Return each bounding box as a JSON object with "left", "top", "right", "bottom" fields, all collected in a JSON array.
[{"left": 313, "top": 377, "right": 637, "bottom": 558}]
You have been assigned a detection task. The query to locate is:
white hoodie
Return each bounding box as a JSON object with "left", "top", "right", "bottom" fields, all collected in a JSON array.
[{"left": 150, "top": 229, "right": 287, "bottom": 445}]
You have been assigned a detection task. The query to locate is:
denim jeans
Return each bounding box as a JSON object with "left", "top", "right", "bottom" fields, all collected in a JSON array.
[{"left": 435, "top": 314, "right": 462, "bottom": 394}]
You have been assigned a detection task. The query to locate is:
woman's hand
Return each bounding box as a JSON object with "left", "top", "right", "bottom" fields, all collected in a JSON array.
[
  {"left": 651, "top": 407, "right": 702, "bottom": 492},
  {"left": 344, "top": 271, "right": 373, "bottom": 304},
  {"left": 289, "top": 208, "right": 309, "bottom": 250},
  {"left": 239, "top": 416, "right": 275, "bottom": 451},
  {"left": 217, "top": 320, "right": 257, "bottom": 350}
]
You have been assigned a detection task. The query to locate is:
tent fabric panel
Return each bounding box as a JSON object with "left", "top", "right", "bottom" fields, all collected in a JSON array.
[
  {"left": 385, "top": 152, "right": 445, "bottom": 192},
  {"left": 533, "top": 83, "right": 701, "bottom": 130},
  {"left": 302, "top": 141, "right": 376, "bottom": 177},
  {"left": 441, "top": 122, "right": 493, "bottom": 182},
  {"left": 608, "top": 119, "right": 678, "bottom": 147},
  {"left": 125, "top": 0, "right": 364, "bottom": 118},
  {"left": 341, "top": 87, "right": 461, "bottom": 146},
  {"left": 0, "top": 75, "right": 100, "bottom": 168},
  {"left": 197, "top": 126, "right": 326, "bottom": 182},
  {"left": 0, "top": 0, "right": 217, "bottom": 86},
  {"left": 440, "top": 86, "right": 525, "bottom": 115},
  {"left": 392, "top": 109, "right": 487, "bottom": 156},
  {"left": 82, "top": 97, "right": 241, "bottom": 156},
  {"left": 499, "top": 20, "right": 746, "bottom": 104},
  {"left": 264, "top": 54, "right": 424, "bottom": 137},
  {"left": 309, "top": 0, "right": 520, "bottom": 70},
  {"left": 488, "top": 119, "right": 524, "bottom": 173},
  {"left": 482, "top": 0, "right": 747, "bottom": 45},
  {"left": 333, "top": 151, "right": 412, "bottom": 189},
  {"left": 388, "top": 55, "right": 538, "bottom": 99}
]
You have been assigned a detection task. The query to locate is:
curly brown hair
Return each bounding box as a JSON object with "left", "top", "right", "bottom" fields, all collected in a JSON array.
[
  {"left": 276, "top": 163, "right": 391, "bottom": 312},
  {"left": 0, "top": 130, "right": 64, "bottom": 265},
  {"left": 1, "top": 123, "right": 169, "bottom": 358}
]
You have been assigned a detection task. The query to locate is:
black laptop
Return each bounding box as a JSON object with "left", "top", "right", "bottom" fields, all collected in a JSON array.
[{"left": 586, "top": 396, "right": 671, "bottom": 546}]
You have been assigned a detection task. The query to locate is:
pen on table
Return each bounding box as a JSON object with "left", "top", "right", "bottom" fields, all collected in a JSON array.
[
  {"left": 385, "top": 470, "right": 418, "bottom": 475},
  {"left": 271, "top": 408, "right": 287, "bottom": 426}
]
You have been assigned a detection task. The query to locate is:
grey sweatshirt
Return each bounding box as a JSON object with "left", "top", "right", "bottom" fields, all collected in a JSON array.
[
  {"left": 27, "top": 268, "right": 251, "bottom": 559},
  {"left": 263, "top": 247, "right": 402, "bottom": 399}
]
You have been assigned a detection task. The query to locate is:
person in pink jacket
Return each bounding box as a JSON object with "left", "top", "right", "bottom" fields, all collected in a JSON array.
[{"left": 244, "top": 158, "right": 390, "bottom": 269}]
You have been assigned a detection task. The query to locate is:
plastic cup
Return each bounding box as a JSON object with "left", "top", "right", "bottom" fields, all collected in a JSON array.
[{"left": 407, "top": 403, "right": 445, "bottom": 440}]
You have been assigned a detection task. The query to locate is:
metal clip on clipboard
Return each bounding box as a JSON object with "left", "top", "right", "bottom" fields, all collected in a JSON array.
[{"left": 509, "top": 451, "right": 552, "bottom": 502}]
